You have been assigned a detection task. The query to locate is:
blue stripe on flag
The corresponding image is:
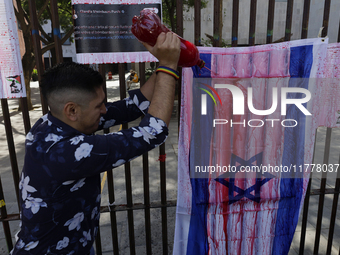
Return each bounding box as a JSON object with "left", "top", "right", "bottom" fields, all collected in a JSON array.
[
  {"left": 187, "top": 55, "right": 214, "bottom": 254},
  {"left": 272, "top": 45, "right": 313, "bottom": 255},
  {"left": 192, "top": 53, "right": 212, "bottom": 78}
]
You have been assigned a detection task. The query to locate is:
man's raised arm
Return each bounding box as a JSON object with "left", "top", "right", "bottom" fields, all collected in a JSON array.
[{"left": 140, "top": 32, "right": 181, "bottom": 126}]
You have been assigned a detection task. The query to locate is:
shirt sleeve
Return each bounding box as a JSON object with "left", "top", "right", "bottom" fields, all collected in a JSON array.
[
  {"left": 97, "top": 89, "right": 149, "bottom": 130},
  {"left": 45, "top": 114, "right": 168, "bottom": 182}
]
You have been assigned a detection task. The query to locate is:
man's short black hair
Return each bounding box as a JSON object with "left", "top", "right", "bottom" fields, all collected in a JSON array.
[
  {"left": 40, "top": 62, "right": 103, "bottom": 102},
  {"left": 39, "top": 62, "right": 104, "bottom": 115}
]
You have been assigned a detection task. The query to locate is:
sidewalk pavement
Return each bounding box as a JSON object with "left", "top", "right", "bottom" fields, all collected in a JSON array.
[{"left": 0, "top": 75, "right": 339, "bottom": 254}]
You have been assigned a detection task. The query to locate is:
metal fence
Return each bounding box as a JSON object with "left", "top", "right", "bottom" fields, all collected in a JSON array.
[{"left": 1, "top": 0, "right": 340, "bottom": 254}]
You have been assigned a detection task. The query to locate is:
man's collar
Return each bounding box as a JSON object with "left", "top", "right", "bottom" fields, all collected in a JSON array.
[{"left": 47, "top": 112, "right": 84, "bottom": 135}]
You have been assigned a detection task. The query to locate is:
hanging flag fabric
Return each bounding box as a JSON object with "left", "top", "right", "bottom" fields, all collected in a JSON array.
[
  {"left": 0, "top": 0, "right": 26, "bottom": 99},
  {"left": 173, "top": 38, "right": 340, "bottom": 255}
]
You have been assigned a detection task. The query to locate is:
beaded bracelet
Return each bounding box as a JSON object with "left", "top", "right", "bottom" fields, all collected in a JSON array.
[{"left": 156, "top": 66, "right": 179, "bottom": 80}]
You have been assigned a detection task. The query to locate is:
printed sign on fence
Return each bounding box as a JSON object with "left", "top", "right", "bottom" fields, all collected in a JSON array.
[
  {"left": 0, "top": 0, "right": 26, "bottom": 99},
  {"left": 72, "top": 0, "right": 161, "bottom": 64}
]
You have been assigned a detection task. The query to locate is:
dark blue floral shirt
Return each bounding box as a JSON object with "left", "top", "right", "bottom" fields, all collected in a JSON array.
[{"left": 11, "top": 89, "right": 168, "bottom": 254}]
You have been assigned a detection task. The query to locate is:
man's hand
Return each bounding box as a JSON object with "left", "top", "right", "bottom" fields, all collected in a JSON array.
[{"left": 142, "top": 32, "right": 181, "bottom": 70}]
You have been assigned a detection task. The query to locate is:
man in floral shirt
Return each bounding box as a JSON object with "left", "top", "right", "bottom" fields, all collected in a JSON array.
[{"left": 11, "top": 32, "right": 180, "bottom": 254}]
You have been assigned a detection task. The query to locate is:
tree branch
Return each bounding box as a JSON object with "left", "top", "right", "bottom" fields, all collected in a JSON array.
[
  {"left": 46, "top": 6, "right": 52, "bottom": 21},
  {"left": 39, "top": 35, "right": 49, "bottom": 45},
  {"left": 23, "top": 8, "right": 30, "bottom": 25},
  {"left": 37, "top": 0, "right": 50, "bottom": 20},
  {"left": 41, "top": 27, "right": 74, "bottom": 55},
  {"left": 41, "top": 42, "right": 55, "bottom": 54},
  {"left": 13, "top": 4, "right": 20, "bottom": 20},
  {"left": 15, "top": 0, "right": 30, "bottom": 26},
  {"left": 14, "top": 0, "right": 29, "bottom": 33},
  {"left": 39, "top": 23, "right": 52, "bottom": 42}
]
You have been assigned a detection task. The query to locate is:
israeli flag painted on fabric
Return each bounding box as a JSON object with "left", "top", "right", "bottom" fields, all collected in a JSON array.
[{"left": 173, "top": 39, "right": 340, "bottom": 255}]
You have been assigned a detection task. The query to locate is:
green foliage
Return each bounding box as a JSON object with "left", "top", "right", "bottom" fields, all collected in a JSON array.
[
  {"left": 31, "top": 69, "right": 38, "bottom": 81},
  {"left": 201, "top": 36, "right": 231, "bottom": 48},
  {"left": 22, "top": 0, "right": 72, "bottom": 27},
  {"left": 56, "top": 1, "right": 73, "bottom": 33},
  {"left": 145, "top": 67, "right": 156, "bottom": 81},
  {"left": 162, "top": 0, "right": 208, "bottom": 31},
  {"left": 183, "top": 0, "right": 208, "bottom": 12},
  {"left": 20, "top": 0, "right": 73, "bottom": 44}
]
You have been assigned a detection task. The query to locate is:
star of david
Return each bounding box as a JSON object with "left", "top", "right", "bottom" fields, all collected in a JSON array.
[{"left": 215, "top": 152, "right": 275, "bottom": 205}]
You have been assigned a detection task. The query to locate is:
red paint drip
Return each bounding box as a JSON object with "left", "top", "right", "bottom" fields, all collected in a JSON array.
[
  {"left": 203, "top": 65, "right": 218, "bottom": 76},
  {"left": 157, "top": 154, "right": 166, "bottom": 162}
]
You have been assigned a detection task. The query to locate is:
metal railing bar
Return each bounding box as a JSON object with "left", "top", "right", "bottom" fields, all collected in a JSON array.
[
  {"left": 338, "top": 19, "right": 340, "bottom": 42},
  {"left": 0, "top": 200, "right": 178, "bottom": 222},
  {"left": 337, "top": 28, "right": 340, "bottom": 255},
  {"left": 176, "top": 0, "right": 183, "bottom": 36},
  {"left": 1, "top": 99, "right": 21, "bottom": 209},
  {"left": 299, "top": 178, "right": 312, "bottom": 254},
  {"left": 213, "top": 0, "right": 222, "bottom": 47},
  {"left": 301, "top": 0, "right": 311, "bottom": 39},
  {"left": 107, "top": 168, "right": 119, "bottom": 255},
  {"left": 312, "top": 4, "right": 332, "bottom": 251},
  {"left": 1, "top": 220, "right": 13, "bottom": 252},
  {"left": 314, "top": 127, "right": 332, "bottom": 254},
  {"left": 119, "top": 63, "right": 136, "bottom": 255},
  {"left": 143, "top": 151, "right": 152, "bottom": 255},
  {"left": 309, "top": 187, "right": 340, "bottom": 196},
  {"left": 29, "top": 0, "right": 48, "bottom": 114},
  {"left": 99, "top": 64, "right": 108, "bottom": 102},
  {"left": 176, "top": 0, "right": 183, "bottom": 133},
  {"left": 266, "top": 0, "right": 275, "bottom": 44},
  {"left": 299, "top": 131, "right": 317, "bottom": 254},
  {"left": 106, "top": 171, "right": 120, "bottom": 254},
  {"left": 321, "top": 0, "right": 332, "bottom": 38},
  {"left": 0, "top": 174, "right": 13, "bottom": 252},
  {"left": 284, "top": 0, "right": 294, "bottom": 41},
  {"left": 0, "top": 214, "right": 20, "bottom": 222},
  {"left": 100, "top": 200, "right": 178, "bottom": 213},
  {"left": 19, "top": 97, "right": 31, "bottom": 134},
  {"left": 249, "top": 0, "right": 257, "bottom": 46},
  {"left": 194, "top": 1, "right": 201, "bottom": 46},
  {"left": 95, "top": 226, "right": 103, "bottom": 255},
  {"left": 139, "top": 62, "right": 153, "bottom": 255},
  {"left": 337, "top": 33, "right": 340, "bottom": 254},
  {"left": 159, "top": 144, "right": 168, "bottom": 255},
  {"left": 96, "top": 64, "right": 109, "bottom": 255},
  {"left": 232, "top": 0, "right": 239, "bottom": 47},
  {"left": 326, "top": 154, "right": 340, "bottom": 254}
]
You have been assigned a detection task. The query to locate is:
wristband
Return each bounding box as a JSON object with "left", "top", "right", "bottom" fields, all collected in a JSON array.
[{"left": 156, "top": 66, "right": 179, "bottom": 80}]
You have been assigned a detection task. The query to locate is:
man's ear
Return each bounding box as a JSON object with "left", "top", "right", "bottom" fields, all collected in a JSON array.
[{"left": 63, "top": 102, "right": 79, "bottom": 122}]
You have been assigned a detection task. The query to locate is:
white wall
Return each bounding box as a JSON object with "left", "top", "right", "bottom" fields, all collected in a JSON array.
[{"left": 182, "top": 0, "right": 340, "bottom": 46}]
